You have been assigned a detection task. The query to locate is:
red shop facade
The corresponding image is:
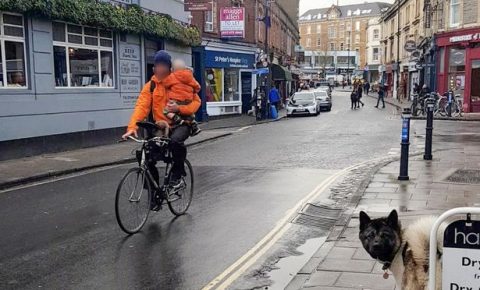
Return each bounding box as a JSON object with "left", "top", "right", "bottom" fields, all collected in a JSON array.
[{"left": 436, "top": 27, "right": 480, "bottom": 113}]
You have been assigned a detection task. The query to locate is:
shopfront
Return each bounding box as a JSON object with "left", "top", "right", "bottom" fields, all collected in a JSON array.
[
  {"left": 436, "top": 28, "right": 480, "bottom": 113},
  {"left": 204, "top": 49, "right": 255, "bottom": 116}
]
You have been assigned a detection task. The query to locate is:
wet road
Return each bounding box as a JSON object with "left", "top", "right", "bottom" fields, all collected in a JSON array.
[{"left": 0, "top": 91, "right": 403, "bottom": 289}]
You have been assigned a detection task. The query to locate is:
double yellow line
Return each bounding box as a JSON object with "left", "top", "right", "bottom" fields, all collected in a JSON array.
[{"left": 202, "top": 161, "right": 369, "bottom": 290}]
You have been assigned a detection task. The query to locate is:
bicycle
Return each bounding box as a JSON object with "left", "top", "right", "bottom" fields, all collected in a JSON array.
[{"left": 115, "top": 121, "right": 194, "bottom": 234}]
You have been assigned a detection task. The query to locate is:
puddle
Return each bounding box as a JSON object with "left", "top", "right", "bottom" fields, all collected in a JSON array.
[{"left": 267, "top": 236, "right": 326, "bottom": 290}]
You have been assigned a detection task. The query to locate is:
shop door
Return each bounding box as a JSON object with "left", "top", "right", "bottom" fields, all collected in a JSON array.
[
  {"left": 470, "top": 59, "right": 480, "bottom": 112},
  {"left": 144, "top": 38, "right": 164, "bottom": 81},
  {"left": 241, "top": 72, "right": 252, "bottom": 114}
]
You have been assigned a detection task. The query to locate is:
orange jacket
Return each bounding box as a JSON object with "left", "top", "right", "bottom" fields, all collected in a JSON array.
[
  {"left": 127, "top": 75, "right": 201, "bottom": 131},
  {"left": 163, "top": 69, "right": 201, "bottom": 104}
]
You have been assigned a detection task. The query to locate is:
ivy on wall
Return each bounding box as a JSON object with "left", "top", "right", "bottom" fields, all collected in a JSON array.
[{"left": 0, "top": 0, "right": 201, "bottom": 46}]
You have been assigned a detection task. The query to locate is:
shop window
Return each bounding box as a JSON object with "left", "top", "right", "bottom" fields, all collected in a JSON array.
[
  {"left": 373, "top": 48, "right": 379, "bottom": 61},
  {"left": 448, "top": 47, "right": 465, "bottom": 97},
  {"left": 224, "top": 69, "right": 239, "bottom": 102},
  {"left": 450, "top": 0, "right": 461, "bottom": 27},
  {"left": 52, "top": 22, "right": 114, "bottom": 88},
  {"left": 204, "top": 68, "right": 240, "bottom": 102},
  {"left": 0, "top": 13, "right": 27, "bottom": 88}
]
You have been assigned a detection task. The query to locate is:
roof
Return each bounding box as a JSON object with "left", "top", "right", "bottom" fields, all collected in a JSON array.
[{"left": 299, "top": 2, "right": 392, "bottom": 22}]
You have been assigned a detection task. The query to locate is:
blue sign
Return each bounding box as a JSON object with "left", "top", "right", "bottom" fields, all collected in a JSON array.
[{"left": 205, "top": 50, "right": 255, "bottom": 69}]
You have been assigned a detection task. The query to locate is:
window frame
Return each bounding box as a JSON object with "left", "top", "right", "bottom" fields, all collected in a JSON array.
[
  {"left": 0, "top": 12, "right": 28, "bottom": 89},
  {"left": 52, "top": 21, "right": 114, "bottom": 89},
  {"left": 204, "top": 10, "right": 214, "bottom": 32},
  {"left": 449, "top": 0, "right": 461, "bottom": 28}
]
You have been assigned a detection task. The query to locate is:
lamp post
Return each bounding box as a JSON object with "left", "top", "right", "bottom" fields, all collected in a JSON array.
[{"left": 263, "top": 0, "right": 271, "bottom": 119}]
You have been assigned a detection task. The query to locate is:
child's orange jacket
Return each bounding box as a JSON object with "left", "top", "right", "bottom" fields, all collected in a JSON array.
[{"left": 163, "top": 69, "right": 201, "bottom": 104}]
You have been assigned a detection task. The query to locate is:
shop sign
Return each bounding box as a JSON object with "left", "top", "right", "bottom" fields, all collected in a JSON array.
[
  {"left": 120, "top": 60, "right": 141, "bottom": 77},
  {"left": 120, "top": 77, "right": 141, "bottom": 92},
  {"left": 122, "top": 94, "right": 139, "bottom": 107},
  {"left": 119, "top": 44, "right": 140, "bottom": 61},
  {"left": 404, "top": 40, "right": 417, "bottom": 52},
  {"left": 184, "top": 1, "right": 212, "bottom": 11},
  {"left": 442, "top": 219, "right": 480, "bottom": 290},
  {"left": 205, "top": 50, "right": 255, "bottom": 69},
  {"left": 220, "top": 7, "right": 245, "bottom": 38},
  {"left": 450, "top": 33, "right": 480, "bottom": 43}
]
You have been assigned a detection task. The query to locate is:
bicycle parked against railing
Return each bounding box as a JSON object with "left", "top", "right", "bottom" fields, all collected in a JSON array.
[
  {"left": 432, "top": 92, "right": 463, "bottom": 117},
  {"left": 115, "top": 121, "right": 194, "bottom": 234}
]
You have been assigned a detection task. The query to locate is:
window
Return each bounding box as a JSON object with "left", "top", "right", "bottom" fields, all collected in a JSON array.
[
  {"left": 355, "top": 34, "right": 360, "bottom": 44},
  {"left": 329, "top": 43, "right": 335, "bottom": 51},
  {"left": 448, "top": 47, "right": 465, "bottom": 96},
  {"left": 405, "top": 5, "right": 410, "bottom": 24},
  {"left": 450, "top": 0, "right": 461, "bottom": 27},
  {"left": 355, "top": 21, "right": 360, "bottom": 31},
  {"left": 0, "top": 13, "right": 27, "bottom": 88},
  {"left": 340, "top": 42, "right": 344, "bottom": 50},
  {"left": 373, "top": 47, "right": 379, "bottom": 61},
  {"left": 205, "top": 10, "right": 214, "bottom": 32},
  {"left": 204, "top": 68, "right": 239, "bottom": 102},
  {"left": 317, "top": 38, "right": 322, "bottom": 47},
  {"left": 307, "top": 25, "right": 312, "bottom": 34},
  {"left": 373, "top": 29, "right": 380, "bottom": 40},
  {"left": 316, "top": 24, "right": 321, "bottom": 33},
  {"left": 306, "top": 38, "right": 311, "bottom": 47},
  {"left": 328, "top": 26, "right": 336, "bottom": 38},
  {"left": 52, "top": 22, "right": 113, "bottom": 88}
]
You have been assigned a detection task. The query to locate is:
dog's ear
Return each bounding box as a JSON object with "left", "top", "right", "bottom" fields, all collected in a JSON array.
[
  {"left": 387, "top": 210, "right": 399, "bottom": 228},
  {"left": 359, "top": 211, "right": 371, "bottom": 231}
]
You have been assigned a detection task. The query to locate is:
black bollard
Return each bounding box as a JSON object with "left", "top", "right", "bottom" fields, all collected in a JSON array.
[
  {"left": 398, "top": 108, "right": 412, "bottom": 181},
  {"left": 447, "top": 90, "right": 453, "bottom": 117},
  {"left": 424, "top": 96, "right": 435, "bottom": 160}
]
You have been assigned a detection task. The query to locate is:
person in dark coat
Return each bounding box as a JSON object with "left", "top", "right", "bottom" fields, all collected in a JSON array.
[
  {"left": 375, "top": 85, "right": 386, "bottom": 108},
  {"left": 364, "top": 81, "right": 371, "bottom": 95},
  {"left": 356, "top": 84, "right": 364, "bottom": 108}
]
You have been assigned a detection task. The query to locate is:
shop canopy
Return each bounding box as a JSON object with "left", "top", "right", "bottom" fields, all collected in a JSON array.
[{"left": 271, "top": 64, "right": 293, "bottom": 81}]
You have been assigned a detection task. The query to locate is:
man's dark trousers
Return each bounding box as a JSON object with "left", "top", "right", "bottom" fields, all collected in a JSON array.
[
  {"left": 148, "top": 124, "right": 191, "bottom": 185},
  {"left": 376, "top": 95, "right": 385, "bottom": 108}
]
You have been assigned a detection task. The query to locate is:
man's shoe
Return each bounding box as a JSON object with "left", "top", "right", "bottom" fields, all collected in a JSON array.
[
  {"left": 191, "top": 127, "right": 202, "bottom": 136},
  {"left": 375, "top": 106, "right": 378, "bottom": 108}
]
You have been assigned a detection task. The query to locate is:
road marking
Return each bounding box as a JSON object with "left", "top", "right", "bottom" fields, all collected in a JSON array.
[
  {"left": 202, "top": 160, "right": 373, "bottom": 290},
  {"left": 237, "top": 126, "right": 252, "bottom": 132},
  {"left": 0, "top": 164, "right": 127, "bottom": 194}
]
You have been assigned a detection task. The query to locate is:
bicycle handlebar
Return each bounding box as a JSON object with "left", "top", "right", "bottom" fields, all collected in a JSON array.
[{"left": 119, "top": 135, "right": 170, "bottom": 146}]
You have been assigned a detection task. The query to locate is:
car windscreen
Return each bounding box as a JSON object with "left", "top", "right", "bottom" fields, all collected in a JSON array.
[
  {"left": 293, "top": 93, "right": 314, "bottom": 101},
  {"left": 314, "top": 91, "right": 328, "bottom": 98}
]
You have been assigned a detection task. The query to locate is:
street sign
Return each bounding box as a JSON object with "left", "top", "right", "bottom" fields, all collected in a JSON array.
[
  {"left": 404, "top": 40, "right": 417, "bottom": 52},
  {"left": 442, "top": 219, "right": 480, "bottom": 290},
  {"left": 184, "top": 1, "right": 212, "bottom": 11}
]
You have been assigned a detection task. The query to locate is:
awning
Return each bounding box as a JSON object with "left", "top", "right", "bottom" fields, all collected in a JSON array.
[
  {"left": 253, "top": 68, "right": 269, "bottom": 75},
  {"left": 271, "top": 64, "right": 293, "bottom": 81}
]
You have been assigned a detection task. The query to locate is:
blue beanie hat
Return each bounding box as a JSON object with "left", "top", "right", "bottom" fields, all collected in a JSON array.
[{"left": 154, "top": 50, "right": 172, "bottom": 68}]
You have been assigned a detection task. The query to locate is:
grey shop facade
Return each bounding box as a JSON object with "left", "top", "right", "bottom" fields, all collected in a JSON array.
[{"left": 0, "top": 12, "right": 192, "bottom": 160}]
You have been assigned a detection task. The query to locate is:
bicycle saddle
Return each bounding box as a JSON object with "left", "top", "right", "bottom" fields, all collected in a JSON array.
[{"left": 136, "top": 121, "right": 159, "bottom": 131}]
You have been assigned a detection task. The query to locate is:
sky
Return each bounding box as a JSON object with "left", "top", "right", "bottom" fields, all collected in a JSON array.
[{"left": 300, "top": 0, "right": 394, "bottom": 14}]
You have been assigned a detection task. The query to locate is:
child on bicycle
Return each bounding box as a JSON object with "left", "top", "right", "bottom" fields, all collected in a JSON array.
[{"left": 160, "top": 59, "right": 201, "bottom": 136}]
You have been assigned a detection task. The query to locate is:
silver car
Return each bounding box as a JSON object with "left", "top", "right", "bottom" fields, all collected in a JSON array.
[
  {"left": 286, "top": 92, "right": 320, "bottom": 116},
  {"left": 314, "top": 90, "right": 332, "bottom": 111}
]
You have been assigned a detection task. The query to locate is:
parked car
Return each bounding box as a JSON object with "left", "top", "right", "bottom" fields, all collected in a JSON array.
[
  {"left": 313, "top": 90, "right": 332, "bottom": 111},
  {"left": 286, "top": 92, "right": 320, "bottom": 117},
  {"left": 315, "top": 81, "right": 332, "bottom": 97}
]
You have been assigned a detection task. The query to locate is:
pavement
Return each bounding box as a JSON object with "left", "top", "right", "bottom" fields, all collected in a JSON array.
[
  {"left": 286, "top": 119, "right": 480, "bottom": 290},
  {"left": 0, "top": 111, "right": 285, "bottom": 190}
]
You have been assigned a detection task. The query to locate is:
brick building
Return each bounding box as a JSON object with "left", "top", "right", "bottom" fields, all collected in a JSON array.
[
  {"left": 191, "top": 0, "right": 299, "bottom": 116},
  {"left": 298, "top": 2, "right": 391, "bottom": 82}
]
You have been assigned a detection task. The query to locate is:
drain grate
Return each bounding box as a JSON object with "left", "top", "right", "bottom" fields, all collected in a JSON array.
[
  {"left": 291, "top": 203, "right": 342, "bottom": 230},
  {"left": 446, "top": 169, "right": 480, "bottom": 184}
]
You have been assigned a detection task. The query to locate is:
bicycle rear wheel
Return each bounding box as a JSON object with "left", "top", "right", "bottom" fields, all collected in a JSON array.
[
  {"left": 115, "top": 168, "right": 151, "bottom": 234},
  {"left": 167, "top": 159, "right": 194, "bottom": 216}
]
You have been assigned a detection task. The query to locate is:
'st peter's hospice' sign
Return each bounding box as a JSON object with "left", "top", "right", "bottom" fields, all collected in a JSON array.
[{"left": 443, "top": 220, "right": 480, "bottom": 290}]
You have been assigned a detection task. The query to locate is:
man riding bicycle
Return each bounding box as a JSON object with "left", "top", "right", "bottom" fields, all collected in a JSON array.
[{"left": 122, "top": 50, "right": 201, "bottom": 190}]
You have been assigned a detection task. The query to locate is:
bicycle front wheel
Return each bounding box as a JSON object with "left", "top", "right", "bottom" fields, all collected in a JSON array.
[
  {"left": 167, "top": 159, "right": 194, "bottom": 216},
  {"left": 115, "top": 168, "right": 151, "bottom": 234}
]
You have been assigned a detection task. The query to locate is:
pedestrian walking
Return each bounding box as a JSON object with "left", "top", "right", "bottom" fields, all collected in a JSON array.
[
  {"left": 364, "top": 81, "right": 371, "bottom": 95},
  {"left": 350, "top": 86, "right": 358, "bottom": 110},
  {"left": 356, "top": 84, "right": 364, "bottom": 108},
  {"left": 375, "top": 85, "right": 386, "bottom": 108},
  {"left": 269, "top": 86, "right": 281, "bottom": 111}
]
